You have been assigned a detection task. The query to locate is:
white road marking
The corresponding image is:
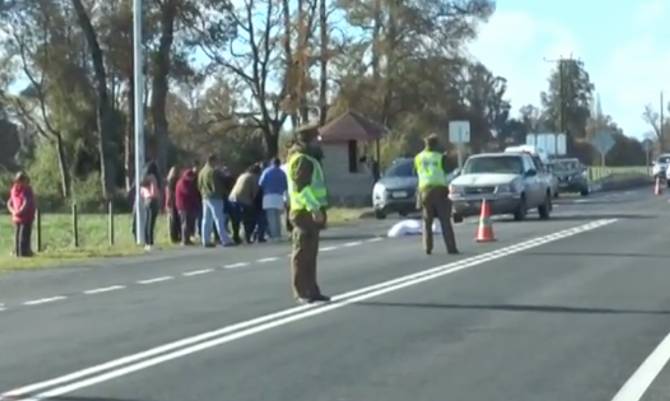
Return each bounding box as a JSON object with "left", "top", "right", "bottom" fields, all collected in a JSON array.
[
  {"left": 23, "top": 296, "right": 67, "bottom": 306},
  {"left": 223, "top": 262, "right": 249, "bottom": 270},
  {"left": 343, "top": 241, "right": 363, "bottom": 247},
  {"left": 136, "top": 276, "right": 173, "bottom": 285},
  {"left": 319, "top": 246, "right": 339, "bottom": 252},
  {"left": 3, "top": 219, "right": 618, "bottom": 400},
  {"left": 366, "top": 237, "right": 383, "bottom": 243},
  {"left": 84, "top": 286, "right": 126, "bottom": 295},
  {"left": 182, "top": 269, "right": 214, "bottom": 277},
  {"left": 257, "top": 257, "right": 280, "bottom": 264},
  {"left": 610, "top": 332, "right": 670, "bottom": 401},
  {"left": 0, "top": 303, "right": 5, "bottom": 312}
]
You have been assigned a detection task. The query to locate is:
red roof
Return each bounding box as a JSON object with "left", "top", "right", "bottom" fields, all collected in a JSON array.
[{"left": 318, "top": 111, "right": 389, "bottom": 144}]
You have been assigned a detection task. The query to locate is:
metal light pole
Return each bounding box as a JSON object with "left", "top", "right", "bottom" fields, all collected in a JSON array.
[{"left": 133, "top": 0, "right": 145, "bottom": 245}]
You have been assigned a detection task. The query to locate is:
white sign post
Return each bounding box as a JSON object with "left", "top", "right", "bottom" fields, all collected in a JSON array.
[
  {"left": 449, "top": 121, "right": 471, "bottom": 168},
  {"left": 133, "top": 0, "right": 145, "bottom": 245}
]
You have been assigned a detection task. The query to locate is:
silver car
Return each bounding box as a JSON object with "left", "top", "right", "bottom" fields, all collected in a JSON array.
[{"left": 449, "top": 152, "right": 553, "bottom": 222}]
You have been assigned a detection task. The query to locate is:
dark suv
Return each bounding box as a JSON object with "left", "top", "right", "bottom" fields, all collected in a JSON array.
[{"left": 549, "top": 158, "right": 589, "bottom": 196}]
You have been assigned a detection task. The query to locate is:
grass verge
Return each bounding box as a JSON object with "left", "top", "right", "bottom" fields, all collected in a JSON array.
[{"left": 0, "top": 207, "right": 371, "bottom": 272}]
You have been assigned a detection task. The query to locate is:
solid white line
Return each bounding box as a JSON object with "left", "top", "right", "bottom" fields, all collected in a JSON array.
[
  {"left": 84, "top": 286, "right": 126, "bottom": 295},
  {"left": 342, "top": 241, "right": 363, "bottom": 247},
  {"left": 136, "top": 276, "right": 173, "bottom": 285},
  {"left": 257, "top": 257, "right": 280, "bottom": 264},
  {"left": 23, "top": 296, "right": 67, "bottom": 306},
  {"left": 319, "top": 246, "right": 339, "bottom": 252},
  {"left": 223, "top": 262, "right": 249, "bottom": 270},
  {"left": 3, "top": 219, "right": 618, "bottom": 400},
  {"left": 182, "top": 269, "right": 214, "bottom": 277},
  {"left": 366, "top": 237, "right": 383, "bottom": 243},
  {"left": 610, "top": 332, "right": 670, "bottom": 401}
]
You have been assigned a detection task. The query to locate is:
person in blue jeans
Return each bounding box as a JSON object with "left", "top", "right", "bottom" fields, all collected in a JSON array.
[
  {"left": 259, "top": 157, "right": 288, "bottom": 240},
  {"left": 197, "top": 154, "right": 233, "bottom": 247}
]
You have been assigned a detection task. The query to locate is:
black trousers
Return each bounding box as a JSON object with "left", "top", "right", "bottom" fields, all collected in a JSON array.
[
  {"left": 144, "top": 201, "right": 159, "bottom": 246},
  {"left": 14, "top": 222, "right": 33, "bottom": 257},
  {"left": 167, "top": 207, "right": 181, "bottom": 244},
  {"left": 178, "top": 210, "right": 195, "bottom": 244}
]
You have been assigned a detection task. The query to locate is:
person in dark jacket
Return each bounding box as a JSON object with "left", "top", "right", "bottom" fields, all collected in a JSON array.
[
  {"left": 175, "top": 169, "right": 199, "bottom": 245},
  {"left": 165, "top": 166, "right": 181, "bottom": 244}
]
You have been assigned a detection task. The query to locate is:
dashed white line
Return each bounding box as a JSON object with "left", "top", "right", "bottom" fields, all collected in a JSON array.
[
  {"left": 24, "top": 296, "right": 67, "bottom": 306},
  {"left": 137, "top": 276, "right": 174, "bottom": 285},
  {"left": 0, "top": 303, "right": 6, "bottom": 312},
  {"left": 182, "top": 269, "right": 214, "bottom": 277},
  {"left": 84, "top": 286, "right": 126, "bottom": 295},
  {"left": 343, "top": 241, "right": 363, "bottom": 248},
  {"left": 223, "top": 262, "right": 249, "bottom": 270},
  {"left": 366, "top": 237, "right": 383, "bottom": 243},
  {"left": 257, "top": 257, "right": 280, "bottom": 264}
]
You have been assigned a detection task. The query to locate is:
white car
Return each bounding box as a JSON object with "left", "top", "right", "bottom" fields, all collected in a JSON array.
[
  {"left": 449, "top": 152, "right": 553, "bottom": 222},
  {"left": 653, "top": 154, "right": 670, "bottom": 182}
]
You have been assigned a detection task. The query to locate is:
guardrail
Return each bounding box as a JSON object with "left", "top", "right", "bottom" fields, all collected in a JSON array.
[{"left": 587, "top": 166, "right": 651, "bottom": 182}]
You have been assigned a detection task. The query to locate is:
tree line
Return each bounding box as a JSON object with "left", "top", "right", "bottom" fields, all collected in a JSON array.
[{"left": 0, "top": 0, "right": 653, "bottom": 209}]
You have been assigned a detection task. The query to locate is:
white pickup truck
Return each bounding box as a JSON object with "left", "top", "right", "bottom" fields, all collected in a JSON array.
[{"left": 449, "top": 152, "right": 553, "bottom": 222}]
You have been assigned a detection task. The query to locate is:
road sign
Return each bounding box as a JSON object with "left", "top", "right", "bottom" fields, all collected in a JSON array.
[
  {"left": 591, "top": 130, "right": 615, "bottom": 166},
  {"left": 449, "top": 121, "right": 470, "bottom": 168},
  {"left": 526, "top": 133, "right": 566, "bottom": 156},
  {"left": 449, "top": 121, "right": 470, "bottom": 144},
  {"left": 643, "top": 139, "right": 654, "bottom": 152}
]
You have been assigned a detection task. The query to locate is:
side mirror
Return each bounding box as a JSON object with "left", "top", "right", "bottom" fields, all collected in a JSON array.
[
  {"left": 525, "top": 169, "right": 537, "bottom": 177},
  {"left": 452, "top": 168, "right": 461, "bottom": 177}
]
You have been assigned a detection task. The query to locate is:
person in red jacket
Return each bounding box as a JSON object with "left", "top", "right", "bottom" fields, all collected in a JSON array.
[
  {"left": 7, "top": 172, "right": 36, "bottom": 257},
  {"left": 175, "top": 168, "right": 200, "bottom": 245}
]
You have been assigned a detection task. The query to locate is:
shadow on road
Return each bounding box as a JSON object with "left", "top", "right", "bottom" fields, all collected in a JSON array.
[
  {"left": 39, "top": 398, "right": 148, "bottom": 401},
  {"left": 354, "top": 301, "right": 670, "bottom": 316},
  {"left": 500, "top": 213, "right": 655, "bottom": 223},
  {"left": 522, "top": 251, "right": 670, "bottom": 259}
]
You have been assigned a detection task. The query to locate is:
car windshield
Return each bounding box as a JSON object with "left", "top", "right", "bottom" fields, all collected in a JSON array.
[
  {"left": 658, "top": 156, "right": 670, "bottom": 164},
  {"left": 385, "top": 160, "right": 414, "bottom": 177},
  {"left": 463, "top": 156, "right": 523, "bottom": 175},
  {"left": 553, "top": 161, "right": 579, "bottom": 171}
]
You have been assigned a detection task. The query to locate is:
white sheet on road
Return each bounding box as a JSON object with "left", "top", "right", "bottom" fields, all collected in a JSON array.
[{"left": 387, "top": 219, "right": 442, "bottom": 238}]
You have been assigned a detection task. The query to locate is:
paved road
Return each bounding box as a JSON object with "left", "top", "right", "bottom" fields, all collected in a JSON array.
[{"left": 2, "top": 187, "right": 670, "bottom": 401}]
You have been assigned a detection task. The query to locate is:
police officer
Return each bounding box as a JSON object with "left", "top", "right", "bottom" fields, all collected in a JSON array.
[
  {"left": 287, "top": 125, "right": 330, "bottom": 304},
  {"left": 415, "top": 134, "right": 459, "bottom": 255}
]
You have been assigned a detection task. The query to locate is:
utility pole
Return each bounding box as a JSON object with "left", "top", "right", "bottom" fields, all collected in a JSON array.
[
  {"left": 661, "top": 91, "right": 665, "bottom": 150},
  {"left": 133, "top": 0, "right": 145, "bottom": 245}
]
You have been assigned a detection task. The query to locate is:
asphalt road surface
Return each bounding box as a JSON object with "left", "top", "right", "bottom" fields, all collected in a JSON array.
[{"left": 3, "top": 187, "right": 670, "bottom": 401}]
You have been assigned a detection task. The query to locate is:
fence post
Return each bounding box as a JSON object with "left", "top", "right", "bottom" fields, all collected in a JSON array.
[
  {"left": 108, "top": 201, "right": 115, "bottom": 247},
  {"left": 35, "top": 209, "right": 42, "bottom": 253},
  {"left": 72, "top": 202, "right": 79, "bottom": 248}
]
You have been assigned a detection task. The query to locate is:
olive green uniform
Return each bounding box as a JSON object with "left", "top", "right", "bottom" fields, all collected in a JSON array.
[
  {"left": 288, "top": 142, "right": 328, "bottom": 300},
  {"left": 415, "top": 150, "right": 458, "bottom": 255}
]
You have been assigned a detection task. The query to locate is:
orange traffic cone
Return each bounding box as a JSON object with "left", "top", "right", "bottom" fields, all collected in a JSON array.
[
  {"left": 655, "top": 177, "right": 663, "bottom": 196},
  {"left": 476, "top": 199, "right": 496, "bottom": 243}
]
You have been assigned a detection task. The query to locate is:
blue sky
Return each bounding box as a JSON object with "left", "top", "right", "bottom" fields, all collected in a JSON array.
[{"left": 468, "top": 0, "right": 670, "bottom": 139}]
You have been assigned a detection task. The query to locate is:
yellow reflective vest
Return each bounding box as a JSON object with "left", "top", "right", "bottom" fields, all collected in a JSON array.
[
  {"left": 414, "top": 150, "right": 447, "bottom": 190},
  {"left": 288, "top": 152, "right": 328, "bottom": 212}
]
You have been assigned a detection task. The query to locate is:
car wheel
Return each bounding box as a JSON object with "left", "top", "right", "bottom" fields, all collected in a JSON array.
[
  {"left": 538, "top": 193, "right": 551, "bottom": 220},
  {"left": 513, "top": 195, "right": 527, "bottom": 221},
  {"left": 453, "top": 214, "right": 464, "bottom": 224},
  {"left": 374, "top": 209, "right": 387, "bottom": 220},
  {"left": 398, "top": 210, "right": 409, "bottom": 217},
  {"left": 580, "top": 187, "right": 589, "bottom": 197},
  {"left": 554, "top": 191, "right": 560, "bottom": 199}
]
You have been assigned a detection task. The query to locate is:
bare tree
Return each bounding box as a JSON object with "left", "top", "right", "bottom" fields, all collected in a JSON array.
[{"left": 71, "top": 0, "right": 118, "bottom": 200}]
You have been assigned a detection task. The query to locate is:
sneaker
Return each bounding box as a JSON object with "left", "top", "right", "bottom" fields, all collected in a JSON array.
[
  {"left": 144, "top": 245, "right": 153, "bottom": 251},
  {"left": 296, "top": 297, "right": 312, "bottom": 305}
]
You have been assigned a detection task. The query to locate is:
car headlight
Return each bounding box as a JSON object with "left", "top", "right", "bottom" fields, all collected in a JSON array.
[
  {"left": 495, "top": 184, "right": 513, "bottom": 193},
  {"left": 449, "top": 184, "right": 464, "bottom": 195},
  {"left": 373, "top": 183, "right": 387, "bottom": 200}
]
